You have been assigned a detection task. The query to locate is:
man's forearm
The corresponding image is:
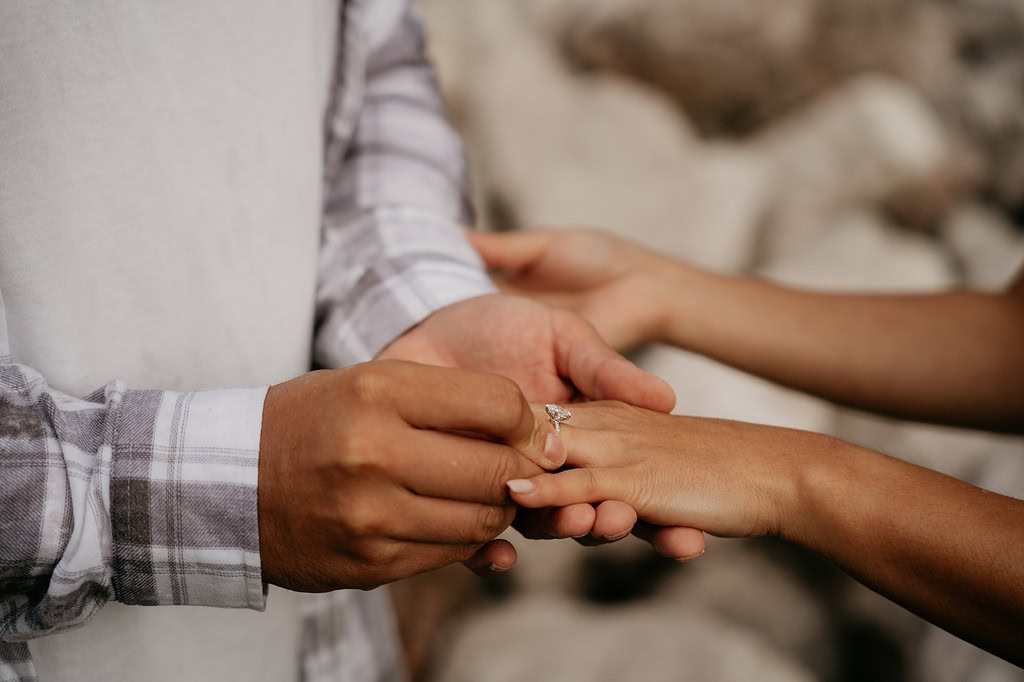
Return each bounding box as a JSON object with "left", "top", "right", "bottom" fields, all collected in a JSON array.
[
  {"left": 786, "top": 439, "right": 1024, "bottom": 665},
  {"left": 660, "top": 265, "right": 1024, "bottom": 432}
]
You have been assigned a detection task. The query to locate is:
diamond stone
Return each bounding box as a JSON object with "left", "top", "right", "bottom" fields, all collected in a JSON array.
[{"left": 545, "top": 404, "right": 572, "bottom": 422}]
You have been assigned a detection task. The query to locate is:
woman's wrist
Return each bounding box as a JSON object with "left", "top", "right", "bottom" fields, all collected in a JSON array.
[
  {"left": 779, "top": 435, "right": 882, "bottom": 551},
  {"left": 653, "top": 260, "right": 722, "bottom": 350}
]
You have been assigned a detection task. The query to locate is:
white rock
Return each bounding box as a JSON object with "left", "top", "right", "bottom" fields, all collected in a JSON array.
[
  {"left": 496, "top": 529, "right": 589, "bottom": 596},
  {"left": 425, "top": 0, "right": 769, "bottom": 271},
  {"left": 432, "top": 594, "right": 815, "bottom": 682},
  {"left": 657, "top": 539, "right": 837, "bottom": 672},
  {"left": 834, "top": 408, "right": 1024, "bottom": 484},
  {"left": 632, "top": 344, "right": 836, "bottom": 433},
  {"left": 941, "top": 202, "right": 1024, "bottom": 290},
  {"left": 517, "top": 0, "right": 821, "bottom": 134},
  {"left": 755, "top": 76, "right": 954, "bottom": 260},
  {"left": 758, "top": 209, "right": 958, "bottom": 292}
]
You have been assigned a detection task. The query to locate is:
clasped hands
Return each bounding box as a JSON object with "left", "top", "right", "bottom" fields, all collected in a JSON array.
[{"left": 258, "top": 294, "right": 704, "bottom": 592}]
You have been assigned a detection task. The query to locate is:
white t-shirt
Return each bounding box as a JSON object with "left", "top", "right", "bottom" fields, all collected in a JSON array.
[{"left": 1, "top": 1, "right": 335, "bottom": 679}]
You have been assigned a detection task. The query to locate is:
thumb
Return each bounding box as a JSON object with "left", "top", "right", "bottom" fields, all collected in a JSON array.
[
  {"left": 466, "top": 229, "right": 554, "bottom": 271},
  {"left": 555, "top": 310, "right": 676, "bottom": 413}
]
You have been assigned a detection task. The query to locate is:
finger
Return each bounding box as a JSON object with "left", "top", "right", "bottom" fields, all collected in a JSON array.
[
  {"left": 398, "top": 430, "right": 543, "bottom": 504},
  {"left": 385, "top": 361, "right": 561, "bottom": 469},
  {"left": 463, "top": 539, "right": 518, "bottom": 575},
  {"left": 572, "top": 500, "right": 638, "bottom": 545},
  {"left": 466, "top": 229, "right": 554, "bottom": 271},
  {"left": 387, "top": 493, "right": 517, "bottom": 545},
  {"left": 506, "top": 468, "right": 620, "bottom": 509},
  {"left": 524, "top": 411, "right": 613, "bottom": 470},
  {"left": 376, "top": 541, "right": 490, "bottom": 583},
  {"left": 632, "top": 522, "right": 707, "bottom": 561},
  {"left": 552, "top": 311, "right": 675, "bottom": 413},
  {"left": 513, "top": 504, "right": 596, "bottom": 539},
  {"left": 589, "top": 500, "right": 637, "bottom": 541}
]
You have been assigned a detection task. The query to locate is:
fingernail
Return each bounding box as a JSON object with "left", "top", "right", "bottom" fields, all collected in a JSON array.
[
  {"left": 602, "top": 530, "right": 632, "bottom": 542},
  {"left": 507, "top": 479, "right": 535, "bottom": 494},
  {"left": 543, "top": 433, "right": 566, "bottom": 469},
  {"left": 487, "top": 563, "right": 510, "bottom": 573},
  {"left": 677, "top": 549, "right": 706, "bottom": 563}
]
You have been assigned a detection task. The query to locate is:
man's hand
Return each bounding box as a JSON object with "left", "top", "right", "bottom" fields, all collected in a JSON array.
[
  {"left": 468, "top": 229, "right": 678, "bottom": 351},
  {"left": 378, "top": 293, "right": 703, "bottom": 558},
  {"left": 378, "top": 293, "right": 675, "bottom": 410},
  {"left": 257, "top": 361, "right": 553, "bottom": 592}
]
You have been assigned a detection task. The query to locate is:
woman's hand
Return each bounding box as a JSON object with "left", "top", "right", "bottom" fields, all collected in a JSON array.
[
  {"left": 507, "top": 401, "right": 831, "bottom": 541},
  {"left": 468, "top": 229, "right": 679, "bottom": 351},
  {"left": 507, "top": 401, "right": 1024, "bottom": 666}
]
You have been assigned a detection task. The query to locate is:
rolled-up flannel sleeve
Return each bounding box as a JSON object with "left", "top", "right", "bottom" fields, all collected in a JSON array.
[
  {"left": 314, "top": 0, "right": 496, "bottom": 368},
  {"left": 0, "top": 292, "right": 267, "bottom": 679}
]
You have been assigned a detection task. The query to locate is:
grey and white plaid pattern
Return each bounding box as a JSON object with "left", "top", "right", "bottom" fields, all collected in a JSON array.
[
  {"left": 0, "top": 295, "right": 267, "bottom": 679},
  {"left": 0, "top": 0, "right": 493, "bottom": 679}
]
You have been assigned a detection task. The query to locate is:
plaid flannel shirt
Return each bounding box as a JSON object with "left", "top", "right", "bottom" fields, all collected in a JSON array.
[{"left": 0, "top": 1, "right": 495, "bottom": 679}]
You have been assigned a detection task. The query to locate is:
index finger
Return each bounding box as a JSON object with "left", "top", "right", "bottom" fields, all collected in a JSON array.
[{"left": 380, "top": 361, "right": 563, "bottom": 470}]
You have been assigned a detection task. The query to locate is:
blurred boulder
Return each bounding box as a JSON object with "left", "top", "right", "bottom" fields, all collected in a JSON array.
[
  {"left": 940, "top": 0, "right": 1024, "bottom": 219},
  {"left": 658, "top": 539, "right": 839, "bottom": 675},
  {"left": 833, "top": 408, "right": 1024, "bottom": 483},
  {"left": 634, "top": 344, "right": 836, "bottom": 433},
  {"left": 754, "top": 76, "right": 965, "bottom": 260},
  {"left": 430, "top": 594, "right": 815, "bottom": 682},
  {"left": 431, "top": 0, "right": 768, "bottom": 271},
  {"left": 513, "top": 0, "right": 1024, "bottom": 220},
  {"left": 523, "top": 0, "right": 954, "bottom": 137},
  {"left": 522, "top": 0, "right": 820, "bottom": 134},
  {"left": 758, "top": 209, "right": 957, "bottom": 292},
  {"left": 941, "top": 202, "right": 1024, "bottom": 290}
]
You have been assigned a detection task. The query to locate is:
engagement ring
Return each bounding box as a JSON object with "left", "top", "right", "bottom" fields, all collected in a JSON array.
[{"left": 545, "top": 404, "right": 572, "bottom": 433}]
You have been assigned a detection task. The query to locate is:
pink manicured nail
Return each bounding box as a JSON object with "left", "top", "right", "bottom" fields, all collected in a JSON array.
[
  {"left": 543, "top": 433, "right": 566, "bottom": 469},
  {"left": 677, "top": 549, "right": 706, "bottom": 563},
  {"left": 603, "top": 530, "right": 632, "bottom": 542},
  {"left": 506, "top": 479, "right": 535, "bottom": 494}
]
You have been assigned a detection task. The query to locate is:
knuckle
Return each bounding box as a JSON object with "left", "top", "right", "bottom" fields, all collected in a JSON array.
[
  {"left": 487, "top": 454, "right": 520, "bottom": 499},
  {"left": 626, "top": 466, "right": 655, "bottom": 511},
  {"left": 457, "top": 545, "right": 481, "bottom": 563},
  {"left": 580, "top": 468, "right": 600, "bottom": 498},
  {"left": 473, "top": 505, "right": 510, "bottom": 542},
  {"left": 490, "top": 376, "right": 527, "bottom": 429},
  {"left": 339, "top": 501, "right": 385, "bottom": 540},
  {"left": 348, "top": 364, "right": 391, "bottom": 405},
  {"left": 360, "top": 539, "right": 401, "bottom": 569},
  {"left": 338, "top": 430, "right": 393, "bottom": 479},
  {"left": 349, "top": 447, "right": 390, "bottom": 478}
]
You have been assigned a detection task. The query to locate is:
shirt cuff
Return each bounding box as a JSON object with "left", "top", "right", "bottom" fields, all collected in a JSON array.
[
  {"left": 110, "top": 386, "right": 268, "bottom": 611},
  {"left": 315, "top": 206, "right": 497, "bottom": 367}
]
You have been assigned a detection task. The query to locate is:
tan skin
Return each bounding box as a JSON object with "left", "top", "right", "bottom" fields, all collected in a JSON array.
[
  {"left": 376, "top": 293, "right": 705, "bottom": 561},
  {"left": 258, "top": 360, "right": 553, "bottom": 590},
  {"left": 258, "top": 293, "right": 704, "bottom": 593},
  {"left": 471, "top": 228, "right": 1024, "bottom": 665}
]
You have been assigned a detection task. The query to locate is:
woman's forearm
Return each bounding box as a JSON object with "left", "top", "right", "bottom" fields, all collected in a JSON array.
[
  {"left": 507, "top": 404, "right": 1024, "bottom": 663},
  {"left": 657, "top": 265, "right": 1024, "bottom": 432},
  {"left": 784, "top": 438, "right": 1024, "bottom": 664}
]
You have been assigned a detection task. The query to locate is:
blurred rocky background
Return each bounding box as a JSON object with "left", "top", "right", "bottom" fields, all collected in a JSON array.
[{"left": 400, "top": 1, "right": 1024, "bottom": 680}]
